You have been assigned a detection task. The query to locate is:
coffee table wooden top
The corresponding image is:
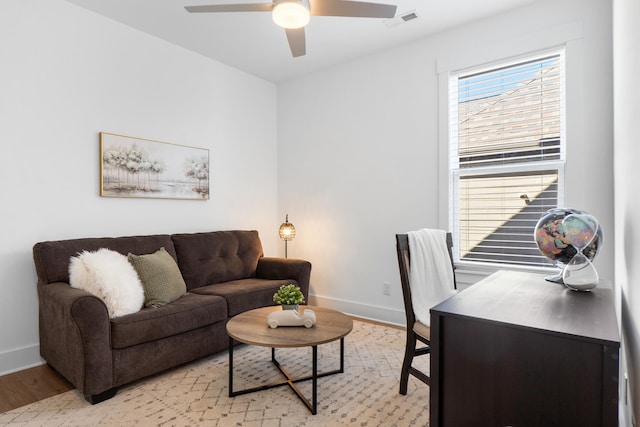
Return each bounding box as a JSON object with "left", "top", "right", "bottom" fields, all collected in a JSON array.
[{"left": 227, "top": 306, "right": 353, "bottom": 348}]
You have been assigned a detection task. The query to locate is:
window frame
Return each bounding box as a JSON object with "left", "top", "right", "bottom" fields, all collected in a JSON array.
[
  {"left": 449, "top": 48, "right": 566, "bottom": 270},
  {"left": 436, "top": 23, "right": 584, "bottom": 284}
]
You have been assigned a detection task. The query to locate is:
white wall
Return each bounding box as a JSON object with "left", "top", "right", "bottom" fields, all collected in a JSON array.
[
  {"left": 614, "top": 0, "right": 640, "bottom": 424},
  {"left": 0, "top": 0, "right": 278, "bottom": 374},
  {"left": 0, "top": 0, "right": 626, "bottom": 398},
  {"left": 278, "top": 0, "right": 614, "bottom": 324}
]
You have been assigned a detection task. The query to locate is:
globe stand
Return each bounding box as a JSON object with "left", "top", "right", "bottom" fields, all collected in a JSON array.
[
  {"left": 545, "top": 271, "right": 565, "bottom": 284},
  {"left": 534, "top": 208, "right": 603, "bottom": 291},
  {"left": 546, "top": 262, "right": 570, "bottom": 285}
]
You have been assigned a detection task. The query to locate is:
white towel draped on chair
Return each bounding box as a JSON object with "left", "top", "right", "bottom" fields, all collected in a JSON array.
[{"left": 407, "top": 228, "right": 457, "bottom": 326}]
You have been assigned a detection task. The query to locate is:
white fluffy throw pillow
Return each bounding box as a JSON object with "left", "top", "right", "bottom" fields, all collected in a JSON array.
[{"left": 69, "top": 248, "right": 145, "bottom": 318}]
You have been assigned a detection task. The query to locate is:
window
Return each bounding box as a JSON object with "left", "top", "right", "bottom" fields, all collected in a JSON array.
[{"left": 449, "top": 50, "right": 565, "bottom": 268}]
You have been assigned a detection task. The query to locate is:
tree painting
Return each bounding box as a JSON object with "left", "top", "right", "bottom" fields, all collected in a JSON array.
[
  {"left": 100, "top": 132, "right": 210, "bottom": 200},
  {"left": 184, "top": 157, "right": 209, "bottom": 196}
]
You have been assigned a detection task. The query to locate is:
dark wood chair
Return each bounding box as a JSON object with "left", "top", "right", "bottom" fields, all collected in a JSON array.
[{"left": 395, "top": 232, "right": 456, "bottom": 395}]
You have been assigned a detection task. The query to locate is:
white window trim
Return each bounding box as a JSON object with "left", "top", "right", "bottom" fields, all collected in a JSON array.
[{"left": 437, "top": 22, "right": 584, "bottom": 285}]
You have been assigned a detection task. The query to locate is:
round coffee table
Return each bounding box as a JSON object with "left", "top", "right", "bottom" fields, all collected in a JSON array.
[{"left": 226, "top": 305, "right": 353, "bottom": 414}]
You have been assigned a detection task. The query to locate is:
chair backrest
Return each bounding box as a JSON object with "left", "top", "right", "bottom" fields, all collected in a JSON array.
[{"left": 395, "top": 233, "right": 456, "bottom": 328}]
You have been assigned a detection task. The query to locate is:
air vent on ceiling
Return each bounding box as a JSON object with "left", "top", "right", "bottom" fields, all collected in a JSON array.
[
  {"left": 401, "top": 11, "right": 418, "bottom": 22},
  {"left": 383, "top": 10, "right": 419, "bottom": 27}
]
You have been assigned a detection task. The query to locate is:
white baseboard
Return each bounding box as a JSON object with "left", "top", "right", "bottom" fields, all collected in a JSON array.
[
  {"left": 308, "top": 294, "right": 406, "bottom": 327},
  {"left": 0, "top": 344, "right": 44, "bottom": 376}
]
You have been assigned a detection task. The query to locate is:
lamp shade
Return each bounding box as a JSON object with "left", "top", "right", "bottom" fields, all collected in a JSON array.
[
  {"left": 272, "top": 0, "right": 310, "bottom": 29},
  {"left": 279, "top": 214, "right": 296, "bottom": 241}
]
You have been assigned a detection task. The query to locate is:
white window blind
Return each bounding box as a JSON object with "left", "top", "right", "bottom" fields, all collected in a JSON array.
[{"left": 449, "top": 50, "right": 565, "bottom": 268}]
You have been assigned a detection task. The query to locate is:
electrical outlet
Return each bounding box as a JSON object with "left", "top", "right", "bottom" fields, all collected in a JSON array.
[{"left": 383, "top": 282, "right": 391, "bottom": 296}]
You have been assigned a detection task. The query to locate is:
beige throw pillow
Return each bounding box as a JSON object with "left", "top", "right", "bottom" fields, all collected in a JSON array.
[{"left": 128, "top": 247, "right": 187, "bottom": 308}]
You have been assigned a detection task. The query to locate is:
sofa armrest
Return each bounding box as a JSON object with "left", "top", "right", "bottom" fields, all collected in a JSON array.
[
  {"left": 256, "top": 257, "right": 312, "bottom": 298},
  {"left": 38, "top": 282, "right": 113, "bottom": 397}
]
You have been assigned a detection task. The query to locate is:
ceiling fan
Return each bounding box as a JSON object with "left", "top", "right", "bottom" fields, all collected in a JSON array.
[{"left": 185, "top": 0, "right": 397, "bottom": 57}]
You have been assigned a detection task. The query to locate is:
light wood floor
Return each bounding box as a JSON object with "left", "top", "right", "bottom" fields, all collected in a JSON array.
[
  {"left": 0, "top": 365, "right": 73, "bottom": 414},
  {"left": 0, "top": 316, "right": 401, "bottom": 414}
]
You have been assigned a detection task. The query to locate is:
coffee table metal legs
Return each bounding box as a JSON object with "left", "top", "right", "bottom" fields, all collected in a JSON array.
[{"left": 228, "top": 337, "right": 345, "bottom": 415}]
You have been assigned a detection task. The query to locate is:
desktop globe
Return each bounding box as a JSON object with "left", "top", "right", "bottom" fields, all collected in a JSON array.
[{"left": 534, "top": 208, "right": 603, "bottom": 290}]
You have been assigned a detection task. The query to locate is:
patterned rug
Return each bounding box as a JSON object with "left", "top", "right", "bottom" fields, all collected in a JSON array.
[{"left": 0, "top": 321, "right": 429, "bottom": 426}]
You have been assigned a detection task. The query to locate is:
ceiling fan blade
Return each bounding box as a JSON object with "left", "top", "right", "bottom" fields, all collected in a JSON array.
[
  {"left": 310, "top": 0, "right": 396, "bottom": 18},
  {"left": 285, "top": 27, "right": 306, "bottom": 57},
  {"left": 185, "top": 3, "right": 273, "bottom": 13}
]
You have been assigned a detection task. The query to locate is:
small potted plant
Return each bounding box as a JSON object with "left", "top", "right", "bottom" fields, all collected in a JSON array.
[{"left": 273, "top": 284, "right": 305, "bottom": 311}]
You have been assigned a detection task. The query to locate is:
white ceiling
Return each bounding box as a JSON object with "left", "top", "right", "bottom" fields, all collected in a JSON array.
[{"left": 66, "top": 0, "right": 540, "bottom": 83}]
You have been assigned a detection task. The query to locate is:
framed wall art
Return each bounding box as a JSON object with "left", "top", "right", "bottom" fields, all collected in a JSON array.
[{"left": 100, "top": 132, "right": 210, "bottom": 200}]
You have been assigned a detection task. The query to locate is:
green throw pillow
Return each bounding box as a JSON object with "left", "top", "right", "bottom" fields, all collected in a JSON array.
[{"left": 128, "top": 247, "right": 187, "bottom": 308}]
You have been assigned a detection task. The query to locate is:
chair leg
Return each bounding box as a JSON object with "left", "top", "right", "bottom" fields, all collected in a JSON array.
[{"left": 399, "top": 333, "right": 417, "bottom": 395}]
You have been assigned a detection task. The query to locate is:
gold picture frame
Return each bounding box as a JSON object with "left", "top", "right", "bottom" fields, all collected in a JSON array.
[{"left": 100, "top": 132, "right": 210, "bottom": 200}]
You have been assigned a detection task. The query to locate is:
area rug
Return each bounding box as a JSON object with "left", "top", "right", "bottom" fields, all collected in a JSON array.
[{"left": 0, "top": 320, "right": 430, "bottom": 426}]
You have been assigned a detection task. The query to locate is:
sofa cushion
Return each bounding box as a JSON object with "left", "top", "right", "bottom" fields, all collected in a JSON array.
[
  {"left": 128, "top": 247, "right": 187, "bottom": 308},
  {"left": 110, "top": 293, "right": 227, "bottom": 349},
  {"left": 190, "top": 278, "right": 295, "bottom": 316},
  {"left": 171, "top": 231, "right": 264, "bottom": 290},
  {"left": 33, "top": 234, "right": 176, "bottom": 285}
]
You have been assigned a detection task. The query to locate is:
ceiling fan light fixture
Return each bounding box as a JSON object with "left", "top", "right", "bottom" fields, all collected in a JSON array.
[{"left": 272, "top": 1, "right": 310, "bottom": 29}]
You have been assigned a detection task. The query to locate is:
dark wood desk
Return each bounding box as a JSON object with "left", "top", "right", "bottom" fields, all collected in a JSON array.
[{"left": 430, "top": 270, "right": 620, "bottom": 427}]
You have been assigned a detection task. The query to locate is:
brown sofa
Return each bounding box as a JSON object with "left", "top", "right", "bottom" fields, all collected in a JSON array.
[{"left": 32, "top": 230, "right": 311, "bottom": 404}]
